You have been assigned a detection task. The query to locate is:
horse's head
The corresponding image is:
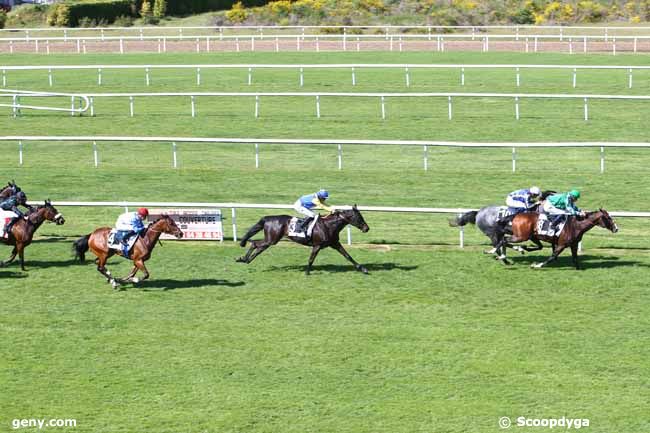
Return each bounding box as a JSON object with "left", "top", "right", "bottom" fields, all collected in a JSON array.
[
  {"left": 154, "top": 214, "right": 184, "bottom": 239},
  {"left": 39, "top": 199, "right": 65, "bottom": 225},
  {"left": 595, "top": 208, "right": 618, "bottom": 233},
  {"left": 340, "top": 204, "right": 369, "bottom": 233}
]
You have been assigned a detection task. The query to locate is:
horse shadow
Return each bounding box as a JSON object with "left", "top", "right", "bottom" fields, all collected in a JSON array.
[
  {"left": 264, "top": 262, "right": 419, "bottom": 273},
  {"left": 510, "top": 254, "right": 650, "bottom": 270},
  {"left": 13, "top": 259, "right": 80, "bottom": 269},
  {"left": 0, "top": 270, "right": 27, "bottom": 279},
  {"left": 139, "top": 279, "right": 246, "bottom": 291}
]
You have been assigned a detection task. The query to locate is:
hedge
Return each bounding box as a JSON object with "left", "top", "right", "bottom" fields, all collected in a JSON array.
[{"left": 65, "top": 0, "right": 136, "bottom": 26}]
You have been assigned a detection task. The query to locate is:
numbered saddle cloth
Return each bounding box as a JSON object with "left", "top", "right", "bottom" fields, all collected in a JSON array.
[
  {"left": 0, "top": 210, "right": 17, "bottom": 238},
  {"left": 536, "top": 214, "right": 566, "bottom": 238},
  {"left": 287, "top": 217, "right": 309, "bottom": 238},
  {"left": 107, "top": 229, "right": 139, "bottom": 253}
]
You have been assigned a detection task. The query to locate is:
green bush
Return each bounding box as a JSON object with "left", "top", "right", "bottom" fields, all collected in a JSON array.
[
  {"left": 65, "top": 0, "right": 135, "bottom": 27},
  {"left": 0, "top": 10, "right": 6, "bottom": 29}
]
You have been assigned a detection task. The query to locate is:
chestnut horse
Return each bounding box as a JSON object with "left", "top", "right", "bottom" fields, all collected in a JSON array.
[
  {"left": 73, "top": 215, "right": 183, "bottom": 289},
  {"left": 1, "top": 200, "right": 65, "bottom": 271},
  {"left": 496, "top": 209, "right": 618, "bottom": 269},
  {"left": 236, "top": 206, "right": 370, "bottom": 275}
]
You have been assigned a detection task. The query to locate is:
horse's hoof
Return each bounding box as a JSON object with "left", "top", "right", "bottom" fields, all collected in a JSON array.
[
  {"left": 111, "top": 279, "right": 120, "bottom": 289},
  {"left": 235, "top": 257, "right": 245, "bottom": 263},
  {"left": 360, "top": 267, "right": 369, "bottom": 274},
  {"left": 132, "top": 277, "right": 140, "bottom": 284},
  {"left": 483, "top": 248, "right": 497, "bottom": 255},
  {"left": 530, "top": 263, "right": 544, "bottom": 269}
]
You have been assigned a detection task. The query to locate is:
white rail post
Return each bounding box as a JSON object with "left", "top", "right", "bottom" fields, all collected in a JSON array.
[
  {"left": 525, "top": 37, "right": 529, "bottom": 53},
  {"left": 316, "top": 36, "right": 320, "bottom": 52},
  {"left": 516, "top": 67, "right": 520, "bottom": 87},
  {"left": 82, "top": 39, "right": 87, "bottom": 54},
  {"left": 157, "top": 38, "right": 161, "bottom": 53},
  {"left": 381, "top": 96, "right": 386, "bottom": 120},
  {"left": 583, "top": 36, "right": 587, "bottom": 53},
  {"left": 145, "top": 67, "right": 150, "bottom": 86},
  {"left": 255, "top": 143, "right": 259, "bottom": 168},
  {"left": 196, "top": 67, "right": 201, "bottom": 86},
  {"left": 236, "top": 37, "right": 240, "bottom": 52},
  {"left": 512, "top": 147, "right": 517, "bottom": 172},
  {"left": 46, "top": 39, "right": 50, "bottom": 55},
  {"left": 569, "top": 37, "right": 573, "bottom": 54},
  {"left": 485, "top": 35, "right": 489, "bottom": 52},
  {"left": 356, "top": 36, "right": 360, "bottom": 52},
  {"left": 196, "top": 37, "right": 200, "bottom": 53},
  {"left": 18, "top": 140, "right": 23, "bottom": 165},
  {"left": 163, "top": 37, "right": 167, "bottom": 52},
  {"left": 572, "top": 68, "right": 577, "bottom": 88},
  {"left": 255, "top": 95, "right": 259, "bottom": 118},
  {"left": 584, "top": 97, "right": 588, "bottom": 121},
  {"left": 48, "top": 68, "right": 53, "bottom": 87},
  {"left": 405, "top": 67, "right": 410, "bottom": 87},
  {"left": 70, "top": 95, "right": 75, "bottom": 117},
  {"left": 316, "top": 95, "right": 321, "bottom": 118},
  {"left": 119, "top": 38, "right": 124, "bottom": 54},
  {"left": 98, "top": 68, "right": 102, "bottom": 85},
  {"left": 76, "top": 39, "right": 80, "bottom": 53},
  {"left": 231, "top": 208, "right": 237, "bottom": 242},
  {"left": 423, "top": 145, "right": 428, "bottom": 171},
  {"left": 459, "top": 226, "right": 464, "bottom": 248},
  {"left": 129, "top": 96, "right": 134, "bottom": 117},
  {"left": 440, "top": 36, "right": 444, "bottom": 52},
  {"left": 172, "top": 142, "right": 178, "bottom": 169},
  {"left": 399, "top": 36, "right": 403, "bottom": 52},
  {"left": 299, "top": 67, "right": 304, "bottom": 87},
  {"left": 63, "top": 29, "right": 67, "bottom": 42},
  {"left": 140, "top": 28, "right": 144, "bottom": 41},
  {"left": 633, "top": 37, "right": 637, "bottom": 53},
  {"left": 600, "top": 146, "right": 605, "bottom": 173},
  {"left": 296, "top": 35, "right": 300, "bottom": 51},
  {"left": 438, "top": 35, "right": 442, "bottom": 52},
  {"left": 604, "top": 28, "right": 608, "bottom": 42},
  {"left": 93, "top": 141, "right": 98, "bottom": 168},
  {"left": 337, "top": 144, "right": 343, "bottom": 170},
  {"left": 348, "top": 66, "right": 356, "bottom": 86},
  {"left": 12, "top": 95, "right": 20, "bottom": 117},
  {"left": 343, "top": 28, "right": 347, "bottom": 51},
  {"left": 534, "top": 36, "right": 538, "bottom": 52},
  {"left": 448, "top": 96, "right": 452, "bottom": 120},
  {"left": 90, "top": 97, "right": 94, "bottom": 117},
  {"left": 460, "top": 67, "right": 465, "bottom": 86},
  {"left": 206, "top": 36, "right": 211, "bottom": 52},
  {"left": 100, "top": 29, "right": 105, "bottom": 41},
  {"left": 515, "top": 96, "right": 520, "bottom": 120},
  {"left": 628, "top": 68, "right": 633, "bottom": 89},
  {"left": 560, "top": 27, "right": 564, "bottom": 42},
  {"left": 191, "top": 96, "right": 196, "bottom": 118},
  {"left": 275, "top": 36, "right": 279, "bottom": 52},
  {"left": 251, "top": 35, "right": 255, "bottom": 52},
  {"left": 9, "top": 40, "right": 13, "bottom": 54},
  {"left": 612, "top": 37, "right": 616, "bottom": 55},
  {"left": 248, "top": 67, "right": 252, "bottom": 85},
  {"left": 390, "top": 36, "right": 394, "bottom": 51},
  {"left": 347, "top": 226, "right": 351, "bottom": 245}
]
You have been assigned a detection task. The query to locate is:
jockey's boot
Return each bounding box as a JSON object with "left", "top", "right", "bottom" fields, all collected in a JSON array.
[{"left": 306, "top": 215, "right": 319, "bottom": 238}]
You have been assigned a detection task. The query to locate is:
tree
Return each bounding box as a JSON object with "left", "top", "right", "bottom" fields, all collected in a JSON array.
[
  {"left": 0, "top": 9, "right": 6, "bottom": 30},
  {"left": 140, "top": 0, "right": 156, "bottom": 24},
  {"left": 153, "top": 0, "right": 167, "bottom": 19}
]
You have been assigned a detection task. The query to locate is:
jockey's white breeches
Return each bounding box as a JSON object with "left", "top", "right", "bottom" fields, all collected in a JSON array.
[
  {"left": 543, "top": 200, "right": 569, "bottom": 215},
  {"left": 293, "top": 200, "right": 317, "bottom": 218},
  {"left": 506, "top": 197, "right": 529, "bottom": 209}
]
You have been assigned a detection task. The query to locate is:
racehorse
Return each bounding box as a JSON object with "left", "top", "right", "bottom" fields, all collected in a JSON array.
[
  {"left": 0, "top": 180, "right": 20, "bottom": 200},
  {"left": 73, "top": 215, "right": 183, "bottom": 289},
  {"left": 1, "top": 200, "right": 65, "bottom": 271},
  {"left": 448, "top": 191, "right": 556, "bottom": 255},
  {"left": 236, "top": 205, "right": 370, "bottom": 275},
  {"left": 495, "top": 209, "right": 618, "bottom": 269}
]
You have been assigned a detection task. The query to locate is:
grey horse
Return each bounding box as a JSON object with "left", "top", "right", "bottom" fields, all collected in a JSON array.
[{"left": 449, "top": 205, "right": 544, "bottom": 259}]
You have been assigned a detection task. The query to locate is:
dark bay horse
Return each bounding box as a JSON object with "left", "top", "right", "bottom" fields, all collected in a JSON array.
[
  {"left": 1, "top": 200, "right": 65, "bottom": 271},
  {"left": 236, "top": 205, "right": 370, "bottom": 275},
  {"left": 73, "top": 215, "right": 183, "bottom": 289},
  {"left": 496, "top": 209, "right": 618, "bottom": 269},
  {"left": 0, "top": 180, "right": 20, "bottom": 200}
]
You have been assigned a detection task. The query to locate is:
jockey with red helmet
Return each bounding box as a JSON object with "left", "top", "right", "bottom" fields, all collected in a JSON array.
[{"left": 114, "top": 208, "right": 149, "bottom": 250}]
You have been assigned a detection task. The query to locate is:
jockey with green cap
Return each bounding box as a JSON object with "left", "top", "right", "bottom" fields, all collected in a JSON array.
[{"left": 542, "top": 189, "right": 585, "bottom": 228}]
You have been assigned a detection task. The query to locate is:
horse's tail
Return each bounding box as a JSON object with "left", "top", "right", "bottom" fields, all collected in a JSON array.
[
  {"left": 239, "top": 218, "right": 265, "bottom": 247},
  {"left": 449, "top": 210, "right": 478, "bottom": 227},
  {"left": 73, "top": 234, "right": 90, "bottom": 262}
]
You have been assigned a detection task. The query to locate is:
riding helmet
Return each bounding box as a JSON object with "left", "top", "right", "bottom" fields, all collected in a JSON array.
[
  {"left": 569, "top": 189, "right": 580, "bottom": 200},
  {"left": 317, "top": 189, "right": 329, "bottom": 199},
  {"left": 137, "top": 208, "right": 149, "bottom": 218}
]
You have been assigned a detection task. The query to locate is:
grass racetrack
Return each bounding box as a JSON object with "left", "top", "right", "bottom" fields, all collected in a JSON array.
[{"left": 1, "top": 50, "right": 650, "bottom": 432}]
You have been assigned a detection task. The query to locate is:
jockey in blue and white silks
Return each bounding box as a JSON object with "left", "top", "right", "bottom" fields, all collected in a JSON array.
[
  {"left": 293, "top": 190, "right": 334, "bottom": 236},
  {"left": 506, "top": 186, "right": 541, "bottom": 213},
  {"left": 115, "top": 208, "right": 149, "bottom": 247}
]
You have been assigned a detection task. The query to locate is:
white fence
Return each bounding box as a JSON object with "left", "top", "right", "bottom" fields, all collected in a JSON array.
[
  {"left": 4, "top": 89, "right": 649, "bottom": 121},
  {"left": 0, "top": 33, "right": 648, "bottom": 54},
  {"left": 4, "top": 136, "right": 650, "bottom": 173},
  {"left": 2, "top": 63, "right": 647, "bottom": 90},
  {"left": 32, "top": 200, "right": 650, "bottom": 247}
]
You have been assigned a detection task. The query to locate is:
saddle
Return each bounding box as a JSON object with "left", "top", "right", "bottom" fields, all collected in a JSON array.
[
  {"left": 288, "top": 217, "right": 312, "bottom": 238},
  {"left": 107, "top": 229, "right": 139, "bottom": 258},
  {"left": 497, "top": 206, "right": 525, "bottom": 224},
  {"left": 537, "top": 214, "right": 567, "bottom": 237}
]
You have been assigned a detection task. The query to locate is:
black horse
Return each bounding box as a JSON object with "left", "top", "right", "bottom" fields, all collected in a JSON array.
[{"left": 236, "top": 205, "right": 370, "bottom": 275}]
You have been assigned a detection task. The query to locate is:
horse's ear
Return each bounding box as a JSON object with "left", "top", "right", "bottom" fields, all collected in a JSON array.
[
  {"left": 353, "top": 204, "right": 358, "bottom": 210},
  {"left": 45, "top": 199, "right": 51, "bottom": 205}
]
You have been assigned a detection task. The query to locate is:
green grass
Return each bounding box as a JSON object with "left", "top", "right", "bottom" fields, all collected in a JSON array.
[{"left": 1, "top": 51, "right": 650, "bottom": 433}]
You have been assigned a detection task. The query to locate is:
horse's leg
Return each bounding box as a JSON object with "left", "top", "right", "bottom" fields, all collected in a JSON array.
[
  {"left": 236, "top": 243, "right": 257, "bottom": 263},
  {"left": 0, "top": 246, "right": 17, "bottom": 267},
  {"left": 240, "top": 240, "right": 273, "bottom": 264},
  {"left": 570, "top": 243, "right": 581, "bottom": 270},
  {"left": 135, "top": 260, "right": 150, "bottom": 281},
  {"left": 521, "top": 238, "right": 543, "bottom": 252},
  {"left": 332, "top": 242, "right": 368, "bottom": 274},
  {"left": 305, "top": 245, "right": 322, "bottom": 275},
  {"left": 531, "top": 244, "right": 566, "bottom": 269},
  {"left": 17, "top": 243, "right": 26, "bottom": 271},
  {"left": 97, "top": 254, "right": 120, "bottom": 289},
  {"left": 120, "top": 265, "right": 139, "bottom": 283}
]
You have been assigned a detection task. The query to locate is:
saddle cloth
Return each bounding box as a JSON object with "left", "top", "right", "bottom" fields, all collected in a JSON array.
[
  {"left": 497, "top": 206, "right": 526, "bottom": 222},
  {"left": 0, "top": 210, "right": 17, "bottom": 238},
  {"left": 288, "top": 217, "right": 309, "bottom": 238},
  {"left": 537, "top": 214, "right": 566, "bottom": 237},
  {"left": 107, "top": 229, "right": 139, "bottom": 254}
]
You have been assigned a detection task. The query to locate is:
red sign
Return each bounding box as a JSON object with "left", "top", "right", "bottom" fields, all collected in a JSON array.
[{"left": 148, "top": 209, "right": 223, "bottom": 241}]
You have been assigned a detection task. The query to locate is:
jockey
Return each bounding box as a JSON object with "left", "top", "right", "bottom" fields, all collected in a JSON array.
[
  {"left": 293, "top": 189, "right": 334, "bottom": 237},
  {"left": 1, "top": 191, "right": 32, "bottom": 234},
  {"left": 506, "top": 186, "right": 542, "bottom": 213},
  {"left": 543, "top": 189, "right": 584, "bottom": 227},
  {"left": 115, "top": 208, "right": 149, "bottom": 249}
]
